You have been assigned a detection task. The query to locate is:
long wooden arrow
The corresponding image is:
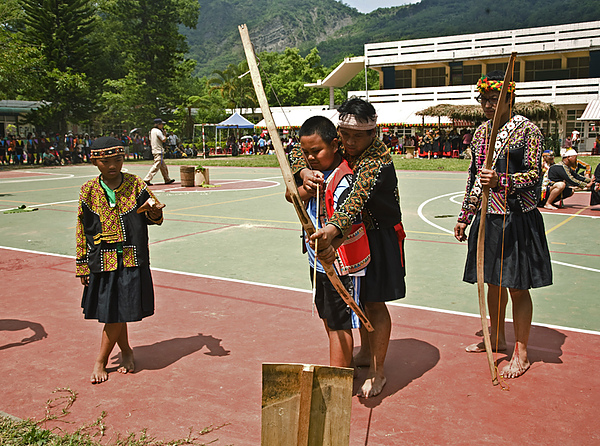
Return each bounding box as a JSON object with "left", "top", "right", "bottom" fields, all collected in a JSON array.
[
  {"left": 238, "top": 24, "right": 373, "bottom": 332},
  {"left": 476, "top": 52, "right": 517, "bottom": 386}
]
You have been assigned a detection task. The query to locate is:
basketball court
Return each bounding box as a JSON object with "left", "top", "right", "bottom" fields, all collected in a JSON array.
[{"left": 1, "top": 162, "right": 599, "bottom": 445}]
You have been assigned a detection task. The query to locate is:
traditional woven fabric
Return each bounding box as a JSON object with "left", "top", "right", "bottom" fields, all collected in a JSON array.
[
  {"left": 458, "top": 115, "right": 543, "bottom": 225},
  {"left": 476, "top": 76, "right": 516, "bottom": 94},
  {"left": 76, "top": 173, "right": 162, "bottom": 276}
]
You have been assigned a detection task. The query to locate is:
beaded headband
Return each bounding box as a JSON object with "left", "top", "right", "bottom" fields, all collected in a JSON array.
[
  {"left": 476, "top": 76, "right": 516, "bottom": 94},
  {"left": 90, "top": 146, "right": 125, "bottom": 159},
  {"left": 338, "top": 114, "right": 377, "bottom": 131}
]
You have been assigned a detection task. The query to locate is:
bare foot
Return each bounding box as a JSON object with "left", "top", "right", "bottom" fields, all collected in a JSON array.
[
  {"left": 357, "top": 375, "right": 386, "bottom": 398},
  {"left": 117, "top": 350, "right": 135, "bottom": 374},
  {"left": 543, "top": 204, "right": 558, "bottom": 210},
  {"left": 91, "top": 361, "right": 108, "bottom": 384},
  {"left": 465, "top": 341, "right": 507, "bottom": 353},
  {"left": 500, "top": 354, "right": 530, "bottom": 379}
]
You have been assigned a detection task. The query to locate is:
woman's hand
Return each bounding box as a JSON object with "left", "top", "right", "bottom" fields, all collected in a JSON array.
[
  {"left": 309, "top": 225, "right": 340, "bottom": 251},
  {"left": 316, "top": 245, "right": 337, "bottom": 265},
  {"left": 80, "top": 275, "right": 89, "bottom": 286},
  {"left": 454, "top": 222, "right": 468, "bottom": 242},
  {"left": 480, "top": 168, "right": 499, "bottom": 188}
]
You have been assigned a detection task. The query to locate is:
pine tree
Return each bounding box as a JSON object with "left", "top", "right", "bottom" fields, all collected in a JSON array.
[{"left": 19, "top": 0, "right": 100, "bottom": 131}]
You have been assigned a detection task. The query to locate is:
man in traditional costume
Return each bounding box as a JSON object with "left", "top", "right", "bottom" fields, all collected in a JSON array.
[
  {"left": 454, "top": 71, "right": 553, "bottom": 379},
  {"left": 541, "top": 149, "right": 594, "bottom": 210}
]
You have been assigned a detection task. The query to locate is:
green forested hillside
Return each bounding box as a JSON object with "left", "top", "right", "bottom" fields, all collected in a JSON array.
[
  {"left": 185, "top": 0, "right": 600, "bottom": 77},
  {"left": 183, "top": 0, "right": 360, "bottom": 77}
]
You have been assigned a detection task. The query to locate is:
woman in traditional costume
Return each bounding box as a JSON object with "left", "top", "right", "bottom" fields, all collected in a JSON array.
[{"left": 454, "top": 71, "right": 553, "bottom": 378}]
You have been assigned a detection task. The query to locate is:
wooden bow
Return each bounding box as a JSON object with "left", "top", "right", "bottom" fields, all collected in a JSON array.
[
  {"left": 238, "top": 24, "right": 374, "bottom": 332},
  {"left": 476, "top": 52, "right": 517, "bottom": 386}
]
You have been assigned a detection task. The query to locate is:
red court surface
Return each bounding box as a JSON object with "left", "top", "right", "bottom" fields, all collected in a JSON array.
[
  {"left": 539, "top": 190, "right": 600, "bottom": 217},
  {"left": 1, "top": 247, "right": 599, "bottom": 445}
]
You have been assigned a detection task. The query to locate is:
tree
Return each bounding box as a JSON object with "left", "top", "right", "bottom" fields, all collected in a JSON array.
[
  {"left": 98, "top": 0, "right": 200, "bottom": 128},
  {"left": 259, "top": 48, "right": 329, "bottom": 107},
  {"left": 0, "top": 0, "right": 42, "bottom": 100},
  {"left": 19, "top": 0, "right": 100, "bottom": 131},
  {"left": 208, "top": 61, "right": 257, "bottom": 111}
]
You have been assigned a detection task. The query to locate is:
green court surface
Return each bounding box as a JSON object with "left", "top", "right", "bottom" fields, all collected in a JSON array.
[{"left": 1, "top": 162, "right": 598, "bottom": 332}]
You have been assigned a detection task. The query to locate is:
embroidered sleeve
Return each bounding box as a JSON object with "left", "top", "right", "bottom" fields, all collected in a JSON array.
[
  {"left": 75, "top": 196, "right": 90, "bottom": 276},
  {"left": 457, "top": 126, "right": 486, "bottom": 225},
  {"left": 562, "top": 163, "right": 589, "bottom": 188},
  {"left": 289, "top": 145, "right": 308, "bottom": 175},
  {"left": 328, "top": 159, "right": 381, "bottom": 234}
]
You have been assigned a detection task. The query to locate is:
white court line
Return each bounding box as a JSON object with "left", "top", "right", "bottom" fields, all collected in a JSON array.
[
  {"left": 1, "top": 245, "right": 598, "bottom": 337},
  {"left": 416, "top": 191, "right": 459, "bottom": 235},
  {"left": 0, "top": 199, "right": 78, "bottom": 213},
  {"left": 417, "top": 191, "right": 600, "bottom": 273}
]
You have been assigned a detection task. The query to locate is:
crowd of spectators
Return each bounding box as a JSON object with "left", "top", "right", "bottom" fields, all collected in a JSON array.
[{"left": 382, "top": 128, "right": 473, "bottom": 158}]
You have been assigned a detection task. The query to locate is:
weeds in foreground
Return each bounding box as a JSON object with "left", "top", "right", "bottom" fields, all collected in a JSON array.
[{"left": 0, "top": 387, "right": 231, "bottom": 446}]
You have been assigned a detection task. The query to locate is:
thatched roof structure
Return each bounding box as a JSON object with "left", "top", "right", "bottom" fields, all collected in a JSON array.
[{"left": 417, "top": 100, "right": 563, "bottom": 123}]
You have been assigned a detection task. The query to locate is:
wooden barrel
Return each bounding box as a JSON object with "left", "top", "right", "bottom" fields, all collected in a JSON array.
[{"left": 180, "top": 166, "right": 195, "bottom": 187}]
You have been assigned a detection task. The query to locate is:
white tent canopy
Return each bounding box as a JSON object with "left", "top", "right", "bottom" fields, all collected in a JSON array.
[
  {"left": 256, "top": 103, "right": 451, "bottom": 129},
  {"left": 256, "top": 106, "right": 339, "bottom": 128}
]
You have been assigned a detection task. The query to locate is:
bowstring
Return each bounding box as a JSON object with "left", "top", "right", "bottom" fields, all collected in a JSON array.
[{"left": 494, "top": 68, "right": 515, "bottom": 392}]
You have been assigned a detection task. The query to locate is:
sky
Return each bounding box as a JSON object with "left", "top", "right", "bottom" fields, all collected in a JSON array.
[{"left": 340, "top": 0, "right": 417, "bottom": 13}]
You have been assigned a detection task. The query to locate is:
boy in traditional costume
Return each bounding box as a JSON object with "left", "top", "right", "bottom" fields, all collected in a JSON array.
[
  {"left": 454, "top": 71, "right": 553, "bottom": 378},
  {"left": 287, "top": 116, "right": 370, "bottom": 369},
  {"left": 290, "top": 98, "right": 406, "bottom": 398},
  {"left": 77, "top": 137, "right": 164, "bottom": 384}
]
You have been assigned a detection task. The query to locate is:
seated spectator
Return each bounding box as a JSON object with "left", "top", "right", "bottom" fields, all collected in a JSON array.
[
  {"left": 590, "top": 163, "right": 600, "bottom": 206},
  {"left": 42, "top": 148, "right": 59, "bottom": 166},
  {"left": 540, "top": 149, "right": 594, "bottom": 210}
]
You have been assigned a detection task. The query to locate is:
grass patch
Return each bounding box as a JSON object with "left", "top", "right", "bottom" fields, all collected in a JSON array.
[{"left": 0, "top": 388, "right": 230, "bottom": 446}]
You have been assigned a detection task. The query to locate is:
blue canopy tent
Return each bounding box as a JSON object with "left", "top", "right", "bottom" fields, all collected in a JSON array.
[
  {"left": 194, "top": 112, "right": 255, "bottom": 156},
  {"left": 214, "top": 112, "right": 255, "bottom": 155},
  {"left": 216, "top": 112, "right": 255, "bottom": 129}
]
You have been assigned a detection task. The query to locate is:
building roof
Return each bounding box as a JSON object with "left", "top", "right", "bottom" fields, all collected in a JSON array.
[
  {"left": 0, "top": 100, "right": 45, "bottom": 114},
  {"left": 578, "top": 100, "right": 600, "bottom": 121},
  {"left": 304, "top": 57, "right": 365, "bottom": 89},
  {"left": 365, "top": 21, "right": 600, "bottom": 67}
]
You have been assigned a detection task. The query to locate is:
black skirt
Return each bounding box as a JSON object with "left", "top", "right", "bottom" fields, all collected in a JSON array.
[
  {"left": 463, "top": 210, "right": 552, "bottom": 290},
  {"left": 82, "top": 257, "right": 155, "bottom": 323},
  {"left": 362, "top": 227, "right": 406, "bottom": 302}
]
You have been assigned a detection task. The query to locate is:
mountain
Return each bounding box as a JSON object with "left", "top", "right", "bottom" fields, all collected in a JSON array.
[
  {"left": 183, "top": 0, "right": 360, "bottom": 77},
  {"left": 184, "top": 0, "right": 600, "bottom": 78}
]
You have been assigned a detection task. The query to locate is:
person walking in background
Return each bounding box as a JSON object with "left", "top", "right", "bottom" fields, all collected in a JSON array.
[{"left": 143, "top": 118, "right": 175, "bottom": 186}]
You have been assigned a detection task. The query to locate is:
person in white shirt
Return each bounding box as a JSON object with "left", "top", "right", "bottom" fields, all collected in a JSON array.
[{"left": 143, "top": 118, "right": 175, "bottom": 186}]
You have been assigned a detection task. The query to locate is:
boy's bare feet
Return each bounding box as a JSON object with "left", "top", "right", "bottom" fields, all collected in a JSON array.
[
  {"left": 465, "top": 341, "right": 507, "bottom": 353},
  {"left": 91, "top": 362, "right": 108, "bottom": 384},
  {"left": 543, "top": 203, "right": 558, "bottom": 210},
  {"left": 357, "top": 374, "right": 386, "bottom": 398},
  {"left": 117, "top": 350, "right": 135, "bottom": 374}
]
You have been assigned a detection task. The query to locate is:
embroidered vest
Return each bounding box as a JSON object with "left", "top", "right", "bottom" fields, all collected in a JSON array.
[{"left": 324, "top": 160, "right": 371, "bottom": 275}]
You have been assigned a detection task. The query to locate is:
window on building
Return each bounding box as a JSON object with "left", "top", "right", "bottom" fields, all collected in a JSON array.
[
  {"left": 485, "top": 62, "right": 521, "bottom": 82},
  {"left": 394, "top": 69, "right": 412, "bottom": 89},
  {"left": 567, "top": 57, "right": 589, "bottom": 79},
  {"left": 416, "top": 67, "right": 446, "bottom": 88},
  {"left": 525, "top": 59, "right": 566, "bottom": 81},
  {"left": 463, "top": 65, "right": 482, "bottom": 85}
]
